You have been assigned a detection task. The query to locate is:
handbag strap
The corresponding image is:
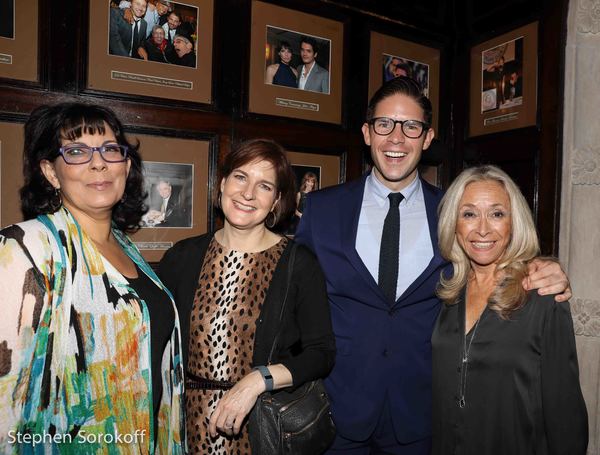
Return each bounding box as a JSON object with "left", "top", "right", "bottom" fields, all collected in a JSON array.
[{"left": 266, "top": 241, "right": 298, "bottom": 364}]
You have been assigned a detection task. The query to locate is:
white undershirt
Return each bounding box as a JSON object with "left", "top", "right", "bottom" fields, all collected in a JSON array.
[{"left": 298, "top": 62, "right": 315, "bottom": 90}]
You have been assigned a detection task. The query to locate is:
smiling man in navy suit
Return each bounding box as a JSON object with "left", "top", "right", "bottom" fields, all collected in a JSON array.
[{"left": 295, "top": 76, "right": 570, "bottom": 454}]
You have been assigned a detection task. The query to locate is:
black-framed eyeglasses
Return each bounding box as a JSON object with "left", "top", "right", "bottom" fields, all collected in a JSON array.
[
  {"left": 368, "top": 117, "right": 430, "bottom": 138},
  {"left": 58, "top": 143, "right": 129, "bottom": 165}
]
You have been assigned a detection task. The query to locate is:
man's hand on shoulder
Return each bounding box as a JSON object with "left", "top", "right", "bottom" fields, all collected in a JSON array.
[{"left": 523, "top": 258, "right": 571, "bottom": 302}]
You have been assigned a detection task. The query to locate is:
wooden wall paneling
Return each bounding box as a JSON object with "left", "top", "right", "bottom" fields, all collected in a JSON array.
[
  {"left": 455, "top": 0, "right": 567, "bottom": 254},
  {"left": 536, "top": 0, "right": 568, "bottom": 255},
  {"left": 0, "top": 0, "right": 567, "bottom": 254}
]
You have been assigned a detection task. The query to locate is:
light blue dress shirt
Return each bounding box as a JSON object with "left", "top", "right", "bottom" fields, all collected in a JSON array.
[{"left": 356, "top": 171, "right": 434, "bottom": 301}]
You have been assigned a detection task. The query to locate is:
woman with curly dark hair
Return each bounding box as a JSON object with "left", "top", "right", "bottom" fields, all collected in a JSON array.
[{"left": 0, "top": 102, "right": 185, "bottom": 454}]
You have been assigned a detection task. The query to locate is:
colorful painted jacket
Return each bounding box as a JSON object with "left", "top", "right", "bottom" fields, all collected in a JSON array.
[{"left": 0, "top": 208, "right": 185, "bottom": 454}]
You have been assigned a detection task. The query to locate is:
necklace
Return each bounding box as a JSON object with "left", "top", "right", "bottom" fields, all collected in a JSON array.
[{"left": 458, "top": 311, "right": 482, "bottom": 408}]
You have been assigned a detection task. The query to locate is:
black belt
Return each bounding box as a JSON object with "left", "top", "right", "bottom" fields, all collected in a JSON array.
[{"left": 186, "top": 371, "right": 235, "bottom": 390}]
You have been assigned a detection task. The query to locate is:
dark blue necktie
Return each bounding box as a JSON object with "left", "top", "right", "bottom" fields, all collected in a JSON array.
[{"left": 378, "top": 192, "right": 404, "bottom": 302}]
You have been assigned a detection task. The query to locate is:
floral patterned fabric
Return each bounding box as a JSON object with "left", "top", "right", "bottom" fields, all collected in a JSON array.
[{"left": 0, "top": 207, "right": 185, "bottom": 454}]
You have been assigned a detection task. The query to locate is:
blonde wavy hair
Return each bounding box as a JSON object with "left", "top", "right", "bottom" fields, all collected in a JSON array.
[{"left": 437, "top": 165, "right": 540, "bottom": 318}]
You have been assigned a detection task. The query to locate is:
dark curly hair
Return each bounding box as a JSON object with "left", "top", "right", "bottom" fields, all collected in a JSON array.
[
  {"left": 20, "top": 102, "right": 147, "bottom": 233},
  {"left": 216, "top": 139, "right": 296, "bottom": 233}
]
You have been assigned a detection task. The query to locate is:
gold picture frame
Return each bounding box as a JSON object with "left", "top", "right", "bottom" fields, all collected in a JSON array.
[
  {"left": 284, "top": 149, "right": 345, "bottom": 235},
  {"left": 469, "top": 22, "right": 538, "bottom": 137},
  {"left": 0, "top": 0, "right": 39, "bottom": 83},
  {"left": 248, "top": 0, "right": 344, "bottom": 124},
  {"left": 0, "top": 120, "right": 25, "bottom": 227},
  {"left": 130, "top": 133, "right": 214, "bottom": 262},
  {"left": 87, "top": 0, "right": 214, "bottom": 104}
]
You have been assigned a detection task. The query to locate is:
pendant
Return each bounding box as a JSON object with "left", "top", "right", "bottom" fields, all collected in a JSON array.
[{"left": 458, "top": 397, "right": 465, "bottom": 408}]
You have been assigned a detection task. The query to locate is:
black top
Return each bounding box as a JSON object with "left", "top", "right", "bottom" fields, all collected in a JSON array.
[
  {"left": 297, "top": 191, "right": 307, "bottom": 214},
  {"left": 141, "top": 38, "right": 174, "bottom": 64},
  {"left": 157, "top": 233, "right": 336, "bottom": 387},
  {"left": 432, "top": 290, "right": 588, "bottom": 455},
  {"left": 127, "top": 264, "right": 175, "bottom": 421},
  {"left": 272, "top": 63, "right": 297, "bottom": 88},
  {"left": 167, "top": 49, "right": 196, "bottom": 67}
]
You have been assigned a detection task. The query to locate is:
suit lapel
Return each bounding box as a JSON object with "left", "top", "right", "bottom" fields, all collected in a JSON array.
[{"left": 341, "top": 174, "right": 389, "bottom": 306}]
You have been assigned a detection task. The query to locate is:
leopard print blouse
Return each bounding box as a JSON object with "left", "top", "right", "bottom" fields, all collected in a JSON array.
[{"left": 186, "top": 236, "right": 288, "bottom": 454}]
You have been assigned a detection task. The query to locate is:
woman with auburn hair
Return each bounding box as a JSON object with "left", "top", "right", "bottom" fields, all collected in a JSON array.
[
  {"left": 432, "top": 165, "right": 587, "bottom": 454},
  {"left": 158, "top": 139, "right": 335, "bottom": 454},
  {"left": 295, "top": 171, "right": 319, "bottom": 219},
  {"left": 0, "top": 102, "right": 184, "bottom": 454}
]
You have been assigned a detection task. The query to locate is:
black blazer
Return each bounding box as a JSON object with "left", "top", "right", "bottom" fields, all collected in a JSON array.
[
  {"left": 158, "top": 233, "right": 336, "bottom": 386},
  {"left": 109, "top": 8, "right": 147, "bottom": 58}
]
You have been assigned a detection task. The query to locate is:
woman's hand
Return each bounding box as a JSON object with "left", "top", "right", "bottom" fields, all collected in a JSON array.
[{"left": 208, "top": 370, "right": 265, "bottom": 437}]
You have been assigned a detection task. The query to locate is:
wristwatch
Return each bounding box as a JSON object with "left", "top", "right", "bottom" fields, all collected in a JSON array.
[{"left": 253, "top": 365, "right": 274, "bottom": 392}]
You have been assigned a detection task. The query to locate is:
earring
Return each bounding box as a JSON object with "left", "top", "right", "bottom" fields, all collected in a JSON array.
[
  {"left": 265, "top": 210, "right": 276, "bottom": 229},
  {"left": 50, "top": 187, "right": 62, "bottom": 212}
]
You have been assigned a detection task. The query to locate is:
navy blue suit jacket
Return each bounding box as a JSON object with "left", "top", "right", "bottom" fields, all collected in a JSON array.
[{"left": 295, "top": 173, "right": 450, "bottom": 442}]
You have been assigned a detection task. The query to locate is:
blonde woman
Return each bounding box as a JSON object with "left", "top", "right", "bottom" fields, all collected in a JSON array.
[{"left": 432, "top": 165, "right": 587, "bottom": 454}]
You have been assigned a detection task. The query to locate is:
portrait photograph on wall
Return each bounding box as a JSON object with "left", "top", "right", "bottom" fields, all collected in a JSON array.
[
  {"left": 382, "top": 54, "right": 429, "bottom": 97},
  {"left": 140, "top": 161, "right": 193, "bottom": 228},
  {"left": 469, "top": 21, "right": 537, "bottom": 137},
  {"left": 0, "top": 0, "right": 38, "bottom": 82},
  {"left": 284, "top": 150, "right": 344, "bottom": 235},
  {"left": 368, "top": 31, "right": 440, "bottom": 132},
  {"left": 0, "top": 0, "right": 14, "bottom": 39},
  {"left": 249, "top": 0, "right": 344, "bottom": 124},
  {"left": 130, "top": 133, "right": 213, "bottom": 262},
  {"left": 88, "top": 0, "right": 214, "bottom": 104},
  {"left": 481, "top": 36, "right": 524, "bottom": 113},
  {"left": 108, "top": 0, "right": 199, "bottom": 68},
  {"left": 265, "top": 26, "right": 331, "bottom": 95}
]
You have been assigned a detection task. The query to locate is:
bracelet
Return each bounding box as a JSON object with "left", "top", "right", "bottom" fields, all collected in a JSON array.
[{"left": 253, "top": 365, "right": 274, "bottom": 392}]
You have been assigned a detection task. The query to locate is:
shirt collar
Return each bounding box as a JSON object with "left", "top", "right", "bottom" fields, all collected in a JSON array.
[{"left": 366, "top": 170, "right": 421, "bottom": 207}]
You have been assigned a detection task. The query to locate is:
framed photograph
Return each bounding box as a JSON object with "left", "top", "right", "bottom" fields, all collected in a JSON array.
[
  {"left": 285, "top": 150, "right": 345, "bottom": 235},
  {"left": 248, "top": 1, "right": 344, "bottom": 124},
  {"left": 87, "top": 0, "right": 214, "bottom": 104},
  {"left": 0, "top": 0, "right": 39, "bottom": 82},
  {"left": 130, "top": 133, "right": 214, "bottom": 262},
  {"left": 0, "top": 120, "right": 24, "bottom": 228},
  {"left": 368, "top": 32, "right": 440, "bottom": 132},
  {"left": 140, "top": 162, "right": 194, "bottom": 228},
  {"left": 469, "top": 22, "right": 538, "bottom": 137}
]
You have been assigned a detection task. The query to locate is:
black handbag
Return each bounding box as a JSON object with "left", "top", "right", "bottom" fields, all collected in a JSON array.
[{"left": 248, "top": 243, "right": 336, "bottom": 454}]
